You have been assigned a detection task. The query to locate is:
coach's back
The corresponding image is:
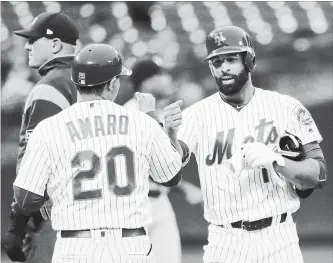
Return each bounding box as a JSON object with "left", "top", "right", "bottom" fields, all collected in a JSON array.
[{"left": 22, "top": 100, "right": 181, "bottom": 231}]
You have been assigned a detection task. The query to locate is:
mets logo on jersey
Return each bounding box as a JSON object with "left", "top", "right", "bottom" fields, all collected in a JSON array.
[
  {"left": 213, "top": 32, "right": 227, "bottom": 46},
  {"left": 78, "top": 72, "right": 86, "bottom": 85},
  {"left": 206, "top": 118, "right": 279, "bottom": 166}
]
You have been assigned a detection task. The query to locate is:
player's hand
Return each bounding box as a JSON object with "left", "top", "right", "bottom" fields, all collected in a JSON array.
[
  {"left": 135, "top": 92, "right": 156, "bottom": 113},
  {"left": 4, "top": 231, "right": 26, "bottom": 262},
  {"left": 163, "top": 100, "right": 183, "bottom": 134},
  {"left": 242, "top": 142, "right": 285, "bottom": 186},
  {"left": 241, "top": 142, "right": 283, "bottom": 170}
]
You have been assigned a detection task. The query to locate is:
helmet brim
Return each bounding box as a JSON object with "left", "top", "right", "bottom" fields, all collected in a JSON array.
[
  {"left": 205, "top": 46, "right": 251, "bottom": 61},
  {"left": 119, "top": 65, "right": 132, "bottom": 76}
]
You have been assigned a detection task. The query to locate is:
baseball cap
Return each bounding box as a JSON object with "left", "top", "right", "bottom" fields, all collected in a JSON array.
[
  {"left": 14, "top": 12, "right": 79, "bottom": 45},
  {"left": 130, "top": 58, "right": 165, "bottom": 91}
]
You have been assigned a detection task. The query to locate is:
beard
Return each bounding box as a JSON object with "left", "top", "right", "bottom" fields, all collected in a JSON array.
[{"left": 214, "top": 68, "right": 249, "bottom": 96}]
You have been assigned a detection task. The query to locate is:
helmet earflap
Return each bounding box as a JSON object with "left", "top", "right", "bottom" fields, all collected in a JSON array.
[{"left": 244, "top": 49, "right": 256, "bottom": 72}]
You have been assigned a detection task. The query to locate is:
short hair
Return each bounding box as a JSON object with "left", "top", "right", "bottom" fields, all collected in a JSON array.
[{"left": 76, "top": 80, "right": 110, "bottom": 96}]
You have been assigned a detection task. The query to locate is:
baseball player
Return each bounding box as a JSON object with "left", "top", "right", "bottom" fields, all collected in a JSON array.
[
  {"left": 163, "top": 26, "right": 327, "bottom": 263},
  {"left": 4, "top": 12, "right": 79, "bottom": 263},
  {"left": 124, "top": 58, "right": 203, "bottom": 263},
  {"left": 12, "top": 43, "right": 183, "bottom": 263}
]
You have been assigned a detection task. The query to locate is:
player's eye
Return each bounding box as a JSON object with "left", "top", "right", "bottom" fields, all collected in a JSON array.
[{"left": 212, "top": 60, "right": 223, "bottom": 68}]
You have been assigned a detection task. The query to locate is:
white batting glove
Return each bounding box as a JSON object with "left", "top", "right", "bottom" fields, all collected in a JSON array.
[
  {"left": 242, "top": 142, "right": 285, "bottom": 186},
  {"left": 163, "top": 100, "right": 183, "bottom": 134},
  {"left": 135, "top": 92, "right": 156, "bottom": 113}
]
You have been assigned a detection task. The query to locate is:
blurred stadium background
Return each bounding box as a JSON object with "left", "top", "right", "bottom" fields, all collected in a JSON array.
[{"left": 1, "top": 1, "right": 332, "bottom": 262}]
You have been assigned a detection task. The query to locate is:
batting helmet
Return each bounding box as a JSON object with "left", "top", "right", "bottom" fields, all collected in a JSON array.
[
  {"left": 71, "top": 43, "right": 132, "bottom": 86},
  {"left": 205, "top": 26, "right": 256, "bottom": 72}
]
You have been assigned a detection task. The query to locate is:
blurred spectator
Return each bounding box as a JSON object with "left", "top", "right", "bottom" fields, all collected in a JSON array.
[
  {"left": 1, "top": 66, "right": 34, "bottom": 114},
  {"left": 1, "top": 57, "right": 12, "bottom": 85},
  {"left": 175, "top": 82, "right": 205, "bottom": 109}
]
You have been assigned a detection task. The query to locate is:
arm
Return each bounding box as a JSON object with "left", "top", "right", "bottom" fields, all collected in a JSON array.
[
  {"left": 163, "top": 101, "right": 197, "bottom": 167},
  {"left": 135, "top": 92, "right": 183, "bottom": 186},
  {"left": 280, "top": 99, "right": 326, "bottom": 190},
  {"left": 273, "top": 142, "right": 327, "bottom": 190},
  {"left": 5, "top": 123, "right": 52, "bottom": 261},
  {"left": 14, "top": 123, "right": 52, "bottom": 212},
  {"left": 148, "top": 120, "right": 183, "bottom": 187}
]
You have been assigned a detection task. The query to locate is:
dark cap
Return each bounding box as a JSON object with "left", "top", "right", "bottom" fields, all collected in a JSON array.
[
  {"left": 130, "top": 58, "right": 164, "bottom": 91},
  {"left": 14, "top": 12, "right": 79, "bottom": 45}
]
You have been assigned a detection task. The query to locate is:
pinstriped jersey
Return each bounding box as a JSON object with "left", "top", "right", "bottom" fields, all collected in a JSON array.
[
  {"left": 14, "top": 100, "right": 182, "bottom": 230},
  {"left": 178, "top": 88, "right": 322, "bottom": 225}
]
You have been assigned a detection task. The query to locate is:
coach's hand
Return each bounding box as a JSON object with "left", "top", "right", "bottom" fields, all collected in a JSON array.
[
  {"left": 135, "top": 92, "right": 156, "bottom": 113},
  {"left": 4, "top": 227, "right": 27, "bottom": 262},
  {"left": 163, "top": 100, "right": 183, "bottom": 135}
]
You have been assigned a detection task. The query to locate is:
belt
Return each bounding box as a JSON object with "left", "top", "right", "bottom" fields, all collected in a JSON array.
[
  {"left": 148, "top": 190, "right": 161, "bottom": 198},
  {"left": 220, "top": 213, "right": 287, "bottom": 231},
  {"left": 60, "top": 227, "right": 146, "bottom": 238}
]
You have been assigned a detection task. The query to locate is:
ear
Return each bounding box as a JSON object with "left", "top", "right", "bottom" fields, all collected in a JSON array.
[
  {"left": 208, "top": 60, "right": 215, "bottom": 77},
  {"left": 52, "top": 38, "right": 62, "bottom": 54}
]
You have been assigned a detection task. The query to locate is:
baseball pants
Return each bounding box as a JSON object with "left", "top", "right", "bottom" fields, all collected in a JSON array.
[
  {"left": 203, "top": 213, "right": 304, "bottom": 263},
  {"left": 148, "top": 194, "right": 182, "bottom": 263},
  {"left": 52, "top": 228, "right": 154, "bottom": 263}
]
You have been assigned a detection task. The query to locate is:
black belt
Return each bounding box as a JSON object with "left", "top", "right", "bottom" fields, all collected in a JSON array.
[
  {"left": 148, "top": 190, "right": 161, "bottom": 198},
  {"left": 60, "top": 227, "right": 146, "bottom": 238},
  {"left": 220, "top": 213, "right": 287, "bottom": 231}
]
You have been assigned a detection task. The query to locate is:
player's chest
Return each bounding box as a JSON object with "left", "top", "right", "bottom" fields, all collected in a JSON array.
[{"left": 200, "top": 103, "right": 287, "bottom": 165}]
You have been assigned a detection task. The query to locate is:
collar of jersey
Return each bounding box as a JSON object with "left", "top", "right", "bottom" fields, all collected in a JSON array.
[{"left": 38, "top": 55, "right": 75, "bottom": 76}]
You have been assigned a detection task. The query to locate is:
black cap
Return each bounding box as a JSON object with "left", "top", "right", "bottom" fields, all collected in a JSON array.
[
  {"left": 130, "top": 59, "right": 164, "bottom": 91},
  {"left": 14, "top": 12, "right": 79, "bottom": 45}
]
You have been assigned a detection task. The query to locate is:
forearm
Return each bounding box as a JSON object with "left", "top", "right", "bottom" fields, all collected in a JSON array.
[
  {"left": 13, "top": 186, "right": 45, "bottom": 214},
  {"left": 274, "top": 157, "right": 321, "bottom": 189},
  {"left": 169, "top": 133, "right": 184, "bottom": 157}
]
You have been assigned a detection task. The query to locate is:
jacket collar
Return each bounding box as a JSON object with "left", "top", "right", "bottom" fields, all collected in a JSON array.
[{"left": 38, "top": 55, "right": 75, "bottom": 76}]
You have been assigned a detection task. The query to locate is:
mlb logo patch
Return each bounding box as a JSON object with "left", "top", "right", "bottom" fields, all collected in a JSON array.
[
  {"left": 25, "top": 129, "right": 33, "bottom": 141},
  {"left": 78, "top": 72, "right": 86, "bottom": 84}
]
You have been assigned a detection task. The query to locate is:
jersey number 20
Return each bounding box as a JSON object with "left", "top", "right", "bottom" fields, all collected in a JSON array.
[{"left": 71, "top": 146, "right": 136, "bottom": 201}]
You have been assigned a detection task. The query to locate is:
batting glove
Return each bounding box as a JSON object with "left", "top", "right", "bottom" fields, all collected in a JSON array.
[{"left": 242, "top": 142, "right": 285, "bottom": 186}]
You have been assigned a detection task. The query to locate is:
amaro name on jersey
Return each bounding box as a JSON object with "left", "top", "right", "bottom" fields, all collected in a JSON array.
[{"left": 66, "top": 114, "right": 129, "bottom": 142}]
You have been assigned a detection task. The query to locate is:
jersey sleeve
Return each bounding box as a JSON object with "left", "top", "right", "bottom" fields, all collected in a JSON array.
[
  {"left": 177, "top": 107, "right": 199, "bottom": 164},
  {"left": 148, "top": 120, "right": 182, "bottom": 183},
  {"left": 14, "top": 122, "right": 52, "bottom": 197},
  {"left": 286, "top": 99, "right": 322, "bottom": 144},
  {"left": 16, "top": 84, "right": 71, "bottom": 171}
]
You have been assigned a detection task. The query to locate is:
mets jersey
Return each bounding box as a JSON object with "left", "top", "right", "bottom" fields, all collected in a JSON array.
[
  {"left": 14, "top": 100, "right": 182, "bottom": 230},
  {"left": 178, "top": 88, "right": 322, "bottom": 225}
]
